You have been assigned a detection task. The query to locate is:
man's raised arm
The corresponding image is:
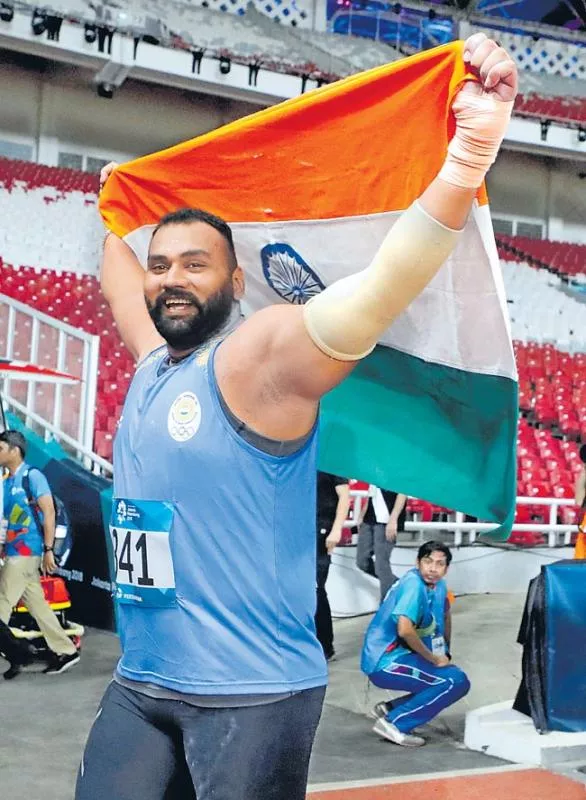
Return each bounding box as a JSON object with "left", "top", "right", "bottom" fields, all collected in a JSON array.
[
  {"left": 240, "top": 34, "right": 518, "bottom": 404},
  {"left": 99, "top": 163, "right": 164, "bottom": 363}
]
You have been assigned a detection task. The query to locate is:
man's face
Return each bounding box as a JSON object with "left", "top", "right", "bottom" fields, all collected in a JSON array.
[
  {"left": 417, "top": 550, "right": 448, "bottom": 586},
  {"left": 144, "top": 222, "right": 244, "bottom": 353},
  {"left": 0, "top": 442, "right": 14, "bottom": 467}
]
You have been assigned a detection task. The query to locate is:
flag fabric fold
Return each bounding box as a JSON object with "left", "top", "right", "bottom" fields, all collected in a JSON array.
[{"left": 100, "top": 41, "right": 518, "bottom": 538}]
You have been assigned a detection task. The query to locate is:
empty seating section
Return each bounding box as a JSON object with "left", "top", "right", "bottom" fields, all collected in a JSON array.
[
  {"left": 0, "top": 156, "right": 584, "bottom": 543},
  {"left": 0, "top": 261, "right": 133, "bottom": 460},
  {"left": 515, "top": 343, "right": 586, "bottom": 439},
  {"left": 515, "top": 93, "right": 586, "bottom": 127},
  {"left": 0, "top": 157, "right": 98, "bottom": 193},
  {"left": 516, "top": 418, "right": 583, "bottom": 527},
  {"left": 497, "top": 233, "right": 586, "bottom": 280},
  {"left": 502, "top": 260, "right": 584, "bottom": 352},
  {"left": 0, "top": 158, "right": 102, "bottom": 276}
]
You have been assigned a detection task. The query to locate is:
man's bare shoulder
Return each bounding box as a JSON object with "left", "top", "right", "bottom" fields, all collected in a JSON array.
[
  {"left": 224, "top": 303, "right": 304, "bottom": 353},
  {"left": 241, "top": 303, "right": 303, "bottom": 330}
]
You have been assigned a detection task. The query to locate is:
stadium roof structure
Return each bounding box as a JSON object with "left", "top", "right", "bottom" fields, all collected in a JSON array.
[{"left": 472, "top": 1, "right": 586, "bottom": 30}]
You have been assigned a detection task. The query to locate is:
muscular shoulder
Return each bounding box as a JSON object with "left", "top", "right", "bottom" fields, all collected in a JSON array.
[
  {"left": 228, "top": 304, "right": 303, "bottom": 350},
  {"left": 216, "top": 304, "right": 304, "bottom": 379}
]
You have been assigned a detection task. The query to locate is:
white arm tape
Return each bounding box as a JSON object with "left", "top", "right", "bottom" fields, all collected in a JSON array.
[{"left": 303, "top": 201, "right": 461, "bottom": 362}]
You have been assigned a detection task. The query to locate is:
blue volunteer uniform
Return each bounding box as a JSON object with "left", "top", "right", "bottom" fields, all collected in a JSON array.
[
  {"left": 361, "top": 568, "right": 469, "bottom": 732},
  {"left": 3, "top": 464, "right": 49, "bottom": 557},
  {"left": 112, "top": 342, "right": 327, "bottom": 695}
]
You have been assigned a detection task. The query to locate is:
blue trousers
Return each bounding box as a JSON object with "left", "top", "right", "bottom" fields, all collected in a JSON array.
[
  {"left": 76, "top": 681, "right": 325, "bottom": 800},
  {"left": 370, "top": 652, "right": 470, "bottom": 733}
]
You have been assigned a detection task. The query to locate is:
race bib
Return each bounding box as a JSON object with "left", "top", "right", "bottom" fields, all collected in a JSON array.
[
  {"left": 110, "top": 498, "right": 176, "bottom": 608},
  {"left": 431, "top": 635, "right": 446, "bottom": 658}
]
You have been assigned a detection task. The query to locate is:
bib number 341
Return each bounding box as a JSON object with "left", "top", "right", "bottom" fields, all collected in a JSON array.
[
  {"left": 111, "top": 528, "right": 155, "bottom": 587},
  {"left": 110, "top": 499, "right": 176, "bottom": 608}
]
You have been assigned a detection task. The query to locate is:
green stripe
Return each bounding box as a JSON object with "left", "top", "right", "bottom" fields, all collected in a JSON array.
[{"left": 318, "top": 346, "right": 517, "bottom": 541}]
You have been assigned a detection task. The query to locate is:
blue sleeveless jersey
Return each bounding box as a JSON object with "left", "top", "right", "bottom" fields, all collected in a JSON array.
[{"left": 113, "top": 343, "right": 327, "bottom": 694}]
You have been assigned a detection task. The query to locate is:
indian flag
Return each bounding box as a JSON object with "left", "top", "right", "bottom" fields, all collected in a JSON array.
[{"left": 99, "top": 41, "right": 518, "bottom": 539}]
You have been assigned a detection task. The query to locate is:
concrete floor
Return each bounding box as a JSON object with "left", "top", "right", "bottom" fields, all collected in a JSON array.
[{"left": 0, "top": 593, "right": 581, "bottom": 799}]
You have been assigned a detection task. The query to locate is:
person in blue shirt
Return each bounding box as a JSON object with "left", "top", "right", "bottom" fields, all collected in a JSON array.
[
  {"left": 362, "top": 540, "right": 470, "bottom": 747},
  {"left": 0, "top": 430, "right": 79, "bottom": 678}
]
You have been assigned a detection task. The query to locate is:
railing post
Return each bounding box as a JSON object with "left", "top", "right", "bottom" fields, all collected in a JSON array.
[
  {"left": 25, "top": 317, "right": 40, "bottom": 428},
  {"left": 52, "top": 330, "right": 66, "bottom": 435},
  {"left": 454, "top": 511, "right": 463, "bottom": 547},
  {"left": 0, "top": 293, "right": 104, "bottom": 474},
  {"left": 548, "top": 500, "right": 558, "bottom": 548},
  {"left": 4, "top": 305, "right": 15, "bottom": 399}
]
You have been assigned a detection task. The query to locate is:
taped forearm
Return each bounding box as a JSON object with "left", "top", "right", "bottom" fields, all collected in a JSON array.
[
  {"left": 439, "top": 91, "right": 513, "bottom": 189},
  {"left": 303, "top": 201, "right": 461, "bottom": 361}
]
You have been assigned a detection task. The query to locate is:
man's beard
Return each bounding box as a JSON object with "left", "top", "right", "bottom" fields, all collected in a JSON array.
[{"left": 146, "top": 283, "right": 234, "bottom": 352}]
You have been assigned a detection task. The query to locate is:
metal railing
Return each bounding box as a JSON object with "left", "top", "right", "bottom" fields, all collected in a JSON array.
[
  {"left": 347, "top": 490, "right": 578, "bottom": 548},
  {"left": 2, "top": 394, "right": 113, "bottom": 477},
  {"left": 0, "top": 293, "right": 101, "bottom": 467}
]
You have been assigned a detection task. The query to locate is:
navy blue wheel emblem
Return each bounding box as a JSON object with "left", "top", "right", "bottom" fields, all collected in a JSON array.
[{"left": 261, "top": 243, "right": 325, "bottom": 304}]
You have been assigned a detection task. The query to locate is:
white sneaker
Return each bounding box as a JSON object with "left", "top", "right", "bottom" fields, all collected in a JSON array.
[
  {"left": 372, "top": 718, "right": 425, "bottom": 747},
  {"left": 367, "top": 701, "right": 391, "bottom": 721}
]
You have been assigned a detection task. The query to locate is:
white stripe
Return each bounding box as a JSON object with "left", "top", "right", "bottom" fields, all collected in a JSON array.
[
  {"left": 392, "top": 677, "right": 455, "bottom": 727},
  {"left": 474, "top": 202, "right": 517, "bottom": 378},
  {"left": 381, "top": 660, "right": 457, "bottom": 727},
  {"left": 306, "top": 764, "right": 532, "bottom": 793},
  {"left": 125, "top": 205, "right": 516, "bottom": 380}
]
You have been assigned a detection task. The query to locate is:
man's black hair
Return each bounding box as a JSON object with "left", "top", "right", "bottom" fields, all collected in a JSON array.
[
  {"left": 151, "top": 208, "right": 238, "bottom": 273},
  {"left": 0, "top": 430, "right": 26, "bottom": 459},
  {"left": 417, "top": 540, "right": 452, "bottom": 566}
]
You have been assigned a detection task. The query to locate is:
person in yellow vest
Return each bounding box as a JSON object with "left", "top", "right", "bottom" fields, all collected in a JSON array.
[{"left": 574, "top": 445, "right": 586, "bottom": 559}]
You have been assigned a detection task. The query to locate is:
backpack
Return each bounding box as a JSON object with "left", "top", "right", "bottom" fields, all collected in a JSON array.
[{"left": 22, "top": 468, "right": 73, "bottom": 566}]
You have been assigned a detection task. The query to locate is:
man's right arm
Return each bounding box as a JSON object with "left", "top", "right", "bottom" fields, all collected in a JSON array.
[
  {"left": 101, "top": 233, "right": 164, "bottom": 363},
  {"left": 397, "top": 616, "right": 449, "bottom": 667}
]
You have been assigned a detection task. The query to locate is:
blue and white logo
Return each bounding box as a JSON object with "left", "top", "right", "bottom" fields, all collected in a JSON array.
[
  {"left": 261, "top": 244, "right": 325, "bottom": 305},
  {"left": 116, "top": 500, "right": 127, "bottom": 525}
]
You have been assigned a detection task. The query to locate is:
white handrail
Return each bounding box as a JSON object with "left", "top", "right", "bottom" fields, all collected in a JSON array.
[
  {"left": 0, "top": 292, "right": 100, "bottom": 457},
  {"left": 348, "top": 489, "right": 579, "bottom": 549},
  {"left": 0, "top": 293, "right": 97, "bottom": 342},
  {"left": 3, "top": 395, "right": 113, "bottom": 477}
]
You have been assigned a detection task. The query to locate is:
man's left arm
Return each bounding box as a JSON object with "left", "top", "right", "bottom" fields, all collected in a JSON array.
[
  {"left": 385, "top": 493, "right": 407, "bottom": 543},
  {"left": 36, "top": 495, "right": 56, "bottom": 575},
  {"left": 31, "top": 471, "right": 57, "bottom": 575}
]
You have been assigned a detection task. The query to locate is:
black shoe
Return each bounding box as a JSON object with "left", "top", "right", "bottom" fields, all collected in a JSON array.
[
  {"left": 3, "top": 644, "right": 36, "bottom": 680},
  {"left": 3, "top": 662, "right": 23, "bottom": 680},
  {"left": 43, "top": 651, "right": 80, "bottom": 675}
]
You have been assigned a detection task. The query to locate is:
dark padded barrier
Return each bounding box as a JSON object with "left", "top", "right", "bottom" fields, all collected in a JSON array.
[
  {"left": 514, "top": 560, "right": 586, "bottom": 733},
  {"left": 44, "top": 457, "right": 115, "bottom": 631}
]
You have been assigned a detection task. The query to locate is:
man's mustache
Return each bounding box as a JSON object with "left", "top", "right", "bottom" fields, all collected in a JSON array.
[{"left": 152, "top": 290, "right": 203, "bottom": 312}]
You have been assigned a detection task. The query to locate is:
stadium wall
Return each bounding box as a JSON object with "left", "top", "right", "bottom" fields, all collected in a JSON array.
[
  {"left": 0, "top": 56, "right": 261, "bottom": 166},
  {"left": 0, "top": 53, "right": 584, "bottom": 247},
  {"left": 487, "top": 151, "right": 586, "bottom": 244}
]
